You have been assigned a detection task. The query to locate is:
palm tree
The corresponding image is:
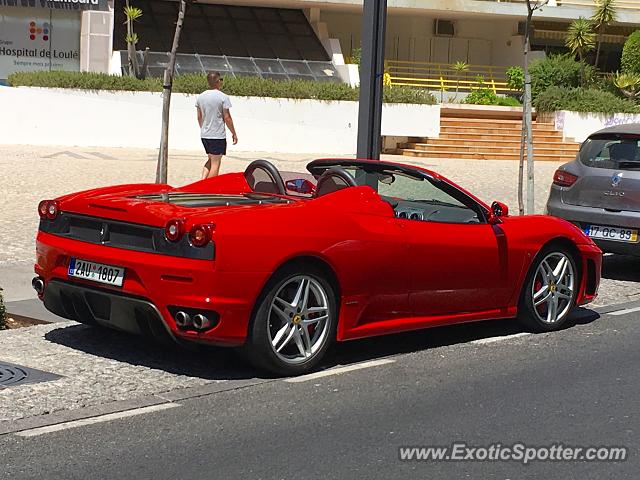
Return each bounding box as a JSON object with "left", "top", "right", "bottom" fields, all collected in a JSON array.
[
  {"left": 591, "top": 0, "right": 618, "bottom": 69},
  {"left": 566, "top": 18, "right": 596, "bottom": 86},
  {"left": 124, "top": 1, "right": 143, "bottom": 78},
  {"left": 452, "top": 61, "right": 469, "bottom": 98}
]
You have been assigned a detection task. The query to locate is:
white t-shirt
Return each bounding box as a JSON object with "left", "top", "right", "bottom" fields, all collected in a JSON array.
[{"left": 195, "top": 89, "right": 232, "bottom": 139}]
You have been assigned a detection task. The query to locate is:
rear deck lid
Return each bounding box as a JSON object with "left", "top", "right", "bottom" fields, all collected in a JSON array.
[{"left": 63, "top": 191, "right": 293, "bottom": 227}]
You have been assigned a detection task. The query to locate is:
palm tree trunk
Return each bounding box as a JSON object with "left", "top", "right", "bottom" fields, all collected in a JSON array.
[
  {"left": 595, "top": 25, "right": 604, "bottom": 69},
  {"left": 579, "top": 51, "right": 585, "bottom": 86},
  {"left": 125, "top": 0, "right": 138, "bottom": 77},
  {"left": 156, "top": 0, "right": 187, "bottom": 184}
]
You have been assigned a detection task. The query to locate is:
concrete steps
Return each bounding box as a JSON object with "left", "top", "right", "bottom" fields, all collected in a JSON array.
[{"left": 391, "top": 116, "right": 580, "bottom": 162}]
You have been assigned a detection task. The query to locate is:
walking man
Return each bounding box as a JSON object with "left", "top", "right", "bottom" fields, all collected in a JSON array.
[{"left": 196, "top": 72, "right": 238, "bottom": 178}]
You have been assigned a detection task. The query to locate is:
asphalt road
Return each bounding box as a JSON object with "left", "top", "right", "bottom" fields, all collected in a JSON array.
[{"left": 1, "top": 306, "right": 638, "bottom": 480}]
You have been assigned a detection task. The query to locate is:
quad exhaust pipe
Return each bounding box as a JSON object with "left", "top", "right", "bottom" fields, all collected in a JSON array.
[
  {"left": 32, "top": 277, "right": 45, "bottom": 295},
  {"left": 192, "top": 314, "right": 212, "bottom": 331},
  {"left": 174, "top": 311, "right": 191, "bottom": 328},
  {"left": 174, "top": 310, "right": 212, "bottom": 331}
]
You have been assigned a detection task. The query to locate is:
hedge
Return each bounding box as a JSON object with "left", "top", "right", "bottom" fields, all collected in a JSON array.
[
  {"left": 529, "top": 54, "right": 598, "bottom": 99},
  {"left": 7, "top": 71, "right": 437, "bottom": 104},
  {"left": 534, "top": 86, "right": 640, "bottom": 114},
  {"left": 621, "top": 30, "right": 640, "bottom": 76}
]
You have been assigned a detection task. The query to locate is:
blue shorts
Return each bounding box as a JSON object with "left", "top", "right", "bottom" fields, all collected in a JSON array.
[{"left": 202, "top": 138, "right": 227, "bottom": 155}]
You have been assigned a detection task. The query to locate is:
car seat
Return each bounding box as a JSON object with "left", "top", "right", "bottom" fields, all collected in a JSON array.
[
  {"left": 244, "top": 159, "right": 286, "bottom": 195},
  {"left": 314, "top": 167, "right": 358, "bottom": 197}
]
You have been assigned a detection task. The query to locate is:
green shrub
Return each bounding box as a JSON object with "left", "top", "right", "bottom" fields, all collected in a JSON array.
[
  {"left": 496, "top": 96, "right": 522, "bottom": 107},
  {"left": 621, "top": 30, "right": 640, "bottom": 75},
  {"left": 8, "top": 71, "right": 436, "bottom": 104},
  {"left": 593, "top": 73, "right": 626, "bottom": 98},
  {"left": 349, "top": 47, "right": 362, "bottom": 66},
  {"left": 529, "top": 54, "right": 597, "bottom": 99},
  {"left": 534, "top": 86, "right": 640, "bottom": 114},
  {"left": 463, "top": 76, "right": 500, "bottom": 105},
  {"left": 0, "top": 288, "right": 6, "bottom": 330},
  {"left": 463, "top": 77, "right": 521, "bottom": 106},
  {"left": 8, "top": 70, "right": 162, "bottom": 91},
  {"left": 506, "top": 66, "right": 524, "bottom": 92},
  {"left": 464, "top": 87, "right": 498, "bottom": 105},
  {"left": 383, "top": 86, "right": 437, "bottom": 104}
]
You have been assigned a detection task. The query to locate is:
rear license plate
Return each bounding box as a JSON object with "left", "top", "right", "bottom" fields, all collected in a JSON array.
[
  {"left": 68, "top": 258, "right": 125, "bottom": 287},
  {"left": 584, "top": 225, "right": 639, "bottom": 243}
]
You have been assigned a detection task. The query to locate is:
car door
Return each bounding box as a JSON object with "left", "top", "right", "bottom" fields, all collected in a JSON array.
[
  {"left": 379, "top": 174, "right": 511, "bottom": 317},
  {"left": 401, "top": 220, "right": 510, "bottom": 317},
  {"left": 317, "top": 184, "right": 413, "bottom": 328}
]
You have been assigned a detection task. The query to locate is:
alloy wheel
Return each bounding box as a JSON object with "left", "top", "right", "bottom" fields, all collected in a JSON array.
[
  {"left": 267, "top": 275, "right": 331, "bottom": 365},
  {"left": 531, "top": 252, "right": 575, "bottom": 324}
]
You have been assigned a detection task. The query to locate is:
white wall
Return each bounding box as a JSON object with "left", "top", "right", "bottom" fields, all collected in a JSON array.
[
  {"left": 321, "top": 11, "right": 524, "bottom": 67},
  {"left": 0, "top": 87, "right": 440, "bottom": 154},
  {"left": 555, "top": 111, "right": 640, "bottom": 143}
]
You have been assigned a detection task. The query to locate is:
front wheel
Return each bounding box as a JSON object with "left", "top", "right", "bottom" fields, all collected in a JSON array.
[
  {"left": 242, "top": 268, "right": 337, "bottom": 376},
  {"left": 518, "top": 248, "right": 578, "bottom": 332}
]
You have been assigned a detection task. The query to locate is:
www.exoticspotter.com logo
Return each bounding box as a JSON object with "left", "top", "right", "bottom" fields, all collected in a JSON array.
[{"left": 28, "top": 21, "right": 50, "bottom": 42}]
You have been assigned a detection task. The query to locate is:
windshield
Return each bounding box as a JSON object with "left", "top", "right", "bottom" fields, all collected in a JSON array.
[
  {"left": 334, "top": 167, "right": 464, "bottom": 205},
  {"left": 580, "top": 135, "right": 640, "bottom": 170}
]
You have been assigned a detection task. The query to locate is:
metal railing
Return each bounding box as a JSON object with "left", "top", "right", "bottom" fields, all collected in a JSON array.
[{"left": 386, "top": 60, "right": 516, "bottom": 94}]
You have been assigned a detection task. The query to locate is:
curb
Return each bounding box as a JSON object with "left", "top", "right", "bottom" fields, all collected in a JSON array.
[{"left": 0, "top": 377, "right": 271, "bottom": 436}]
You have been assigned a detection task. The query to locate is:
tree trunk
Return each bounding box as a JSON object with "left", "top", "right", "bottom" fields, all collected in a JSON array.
[
  {"left": 519, "top": 5, "right": 535, "bottom": 215},
  {"left": 579, "top": 51, "right": 585, "bottom": 86},
  {"left": 595, "top": 24, "right": 604, "bottom": 69},
  {"left": 518, "top": 113, "right": 525, "bottom": 216},
  {"left": 156, "top": 0, "right": 187, "bottom": 184}
]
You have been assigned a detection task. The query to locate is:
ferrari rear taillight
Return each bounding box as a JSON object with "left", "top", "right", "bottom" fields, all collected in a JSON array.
[
  {"left": 189, "top": 224, "right": 213, "bottom": 247},
  {"left": 38, "top": 200, "right": 48, "bottom": 219},
  {"left": 38, "top": 200, "right": 59, "bottom": 220},
  {"left": 553, "top": 170, "right": 578, "bottom": 187},
  {"left": 164, "top": 219, "right": 184, "bottom": 242}
]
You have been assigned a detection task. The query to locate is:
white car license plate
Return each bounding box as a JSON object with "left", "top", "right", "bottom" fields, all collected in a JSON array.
[
  {"left": 585, "top": 225, "right": 638, "bottom": 243},
  {"left": 68, "top": 258, "right": 125, "bottom": 287}
]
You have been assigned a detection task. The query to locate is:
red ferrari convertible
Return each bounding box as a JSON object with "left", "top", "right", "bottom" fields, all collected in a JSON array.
[{"left": 34, "top": 159, "right": 601, "bottom": 375}]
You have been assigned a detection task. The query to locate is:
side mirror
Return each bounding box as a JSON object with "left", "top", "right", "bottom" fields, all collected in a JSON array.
[
  {"left": 285, "top": 178, "right": 315, "bottom": 195},
  {"left": 489, "top": 201, "right": 509, "bottom": 224}
]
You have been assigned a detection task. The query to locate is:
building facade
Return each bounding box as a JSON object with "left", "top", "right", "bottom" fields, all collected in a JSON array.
[
  {"left": 1, "top": 0, "right": 640, "bottom": 82},
  {"left": 0, "top": 0, "right": 112, "bottom": 81}
]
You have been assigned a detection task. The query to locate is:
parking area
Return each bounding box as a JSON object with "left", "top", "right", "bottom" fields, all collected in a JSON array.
[{"left": 1, "top": 144, "right": 639, "bottom": 427}]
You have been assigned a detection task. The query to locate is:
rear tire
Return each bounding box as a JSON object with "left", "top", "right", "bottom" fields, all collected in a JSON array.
[
  {"left": 517, "top": 246, "right": 578, "bottom": 332},
  {"left": 241, "top": 266, "right": 338, "bottom": 376}
]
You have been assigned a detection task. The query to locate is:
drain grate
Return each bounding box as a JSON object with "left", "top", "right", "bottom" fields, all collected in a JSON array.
[{"left": 0, "top": 362, "right": 61, "bottom": 388}]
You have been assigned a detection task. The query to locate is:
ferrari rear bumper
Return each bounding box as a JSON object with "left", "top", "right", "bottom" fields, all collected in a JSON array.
[
  {"left": 43, "top": 279, "right": 175, "bottom": 341},
  {"left": 35, "top": 231, "right": 270, "bottom": 347}
]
